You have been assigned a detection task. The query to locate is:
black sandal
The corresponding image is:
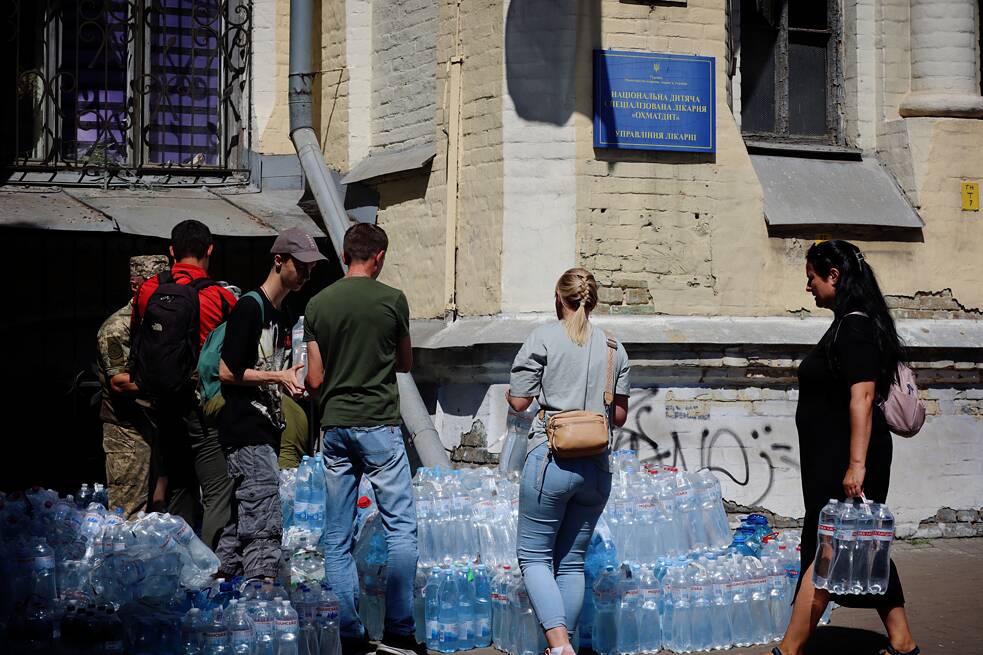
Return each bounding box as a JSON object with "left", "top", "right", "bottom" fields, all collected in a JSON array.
[
  {"left": 772, "top": 648, "right": 783, "bottom": 655},
  {"left": 881, "top": 646, "right": 920, "bottom": 655}
]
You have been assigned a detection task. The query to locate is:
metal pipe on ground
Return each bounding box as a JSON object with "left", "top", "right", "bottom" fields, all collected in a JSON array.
[{"left": 288, "top": 0, "right": 449, "bottom": 468}]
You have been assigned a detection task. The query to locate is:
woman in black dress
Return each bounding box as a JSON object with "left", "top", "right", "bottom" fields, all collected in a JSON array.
[{"left": 771, "top": 241, "right": 919, "bottom": 655}]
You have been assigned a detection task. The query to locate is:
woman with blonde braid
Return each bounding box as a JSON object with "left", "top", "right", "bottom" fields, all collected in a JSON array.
[{"left": 507, "top": 268, "right": 631, "bottom": 655}]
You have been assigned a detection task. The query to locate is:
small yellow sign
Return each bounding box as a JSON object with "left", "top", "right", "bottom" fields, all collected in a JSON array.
[{"left": 963, "top": 181, "right": 980, "bottom": 211}]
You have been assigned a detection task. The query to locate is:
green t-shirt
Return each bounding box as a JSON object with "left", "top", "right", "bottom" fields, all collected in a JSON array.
[{"left": 304, "top": 276, "right": 410, "bottom": 428}]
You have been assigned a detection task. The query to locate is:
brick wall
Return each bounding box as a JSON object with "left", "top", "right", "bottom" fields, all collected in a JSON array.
[{"left": 371, "top": 0, "right": 438, "bottom": 152}]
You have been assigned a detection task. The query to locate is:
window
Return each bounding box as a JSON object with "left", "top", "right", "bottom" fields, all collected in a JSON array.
[
  {"left": 739, "top": 0, "right": 841, "bottom": 143},
  {"left": 1, "top": 0, "right": 251, "bottom": 171}
]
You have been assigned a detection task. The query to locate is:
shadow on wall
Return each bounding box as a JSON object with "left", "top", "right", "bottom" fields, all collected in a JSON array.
[{"left": 504, "top": 0, "right": 589, "bottom": 126}]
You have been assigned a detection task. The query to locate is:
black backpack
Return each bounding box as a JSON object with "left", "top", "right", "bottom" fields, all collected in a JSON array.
[{"left": 130, "top": 271, "right": 222, "bottom": 400}]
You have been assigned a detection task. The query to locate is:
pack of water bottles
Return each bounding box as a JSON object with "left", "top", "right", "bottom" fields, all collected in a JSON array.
[
  {"left": 281, "top": 454, "right": 329, "bottom": 550},
  {"left": 414, "top": 466, "right": 520, "bottom": 569},
  {"left": 812, "top": 498, "right": 895, "bottom": 595},
  {"left": 174, "top": 580, "right": 341, "bottom": 655}
]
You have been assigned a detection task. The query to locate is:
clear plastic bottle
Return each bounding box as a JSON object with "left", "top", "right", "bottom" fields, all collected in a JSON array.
[
  {"left": 745, "top": 558, "right": 771, "bottom": 644},
  {"left": 436, "top": 568, "right": 460, "bottom": 653},
  {"left": 425, "top": 567, "right": 444, "bottom": 651},
  {"left": 182, "top": 607, "right": 204, "bottom": 655},
  {"left": 615, "top": 565, "right": 641, "bottom": 655},
  {"left": 457, "top": 566, "right": 476, "bottom": 650},
  {"left": 254, "top": 601, "right": 277, "bottom": 655},
  {"left": 688, "top": 564, "right": 713, "bottom": 652},
  {"left": 204, "top": 607, "right": 231, "bottom": 654},
  {"left": 513, "top": 579, "right": 539, "bottom": 655},
  {"left": 708, "top": 562, "right": 733, "bottom": 650},
  {"left": 592, "top": 565, "right": 620, "bottom": 655},
  {"left": 829, "top": 501, "right": 860, "bottom": 595},
  {"left": 869, "top": 503, "right": 895, "bottom": 594},
  {"left": 812, "top": 499, "right": 840, "bottom": 590},
  {"left": 275, "top": 600, "right": 300, "bottom": 655},
  {"left": 727, "top": 558, "right": 753, "bottom": 648},
  {"left": 474, "top": 564, "right": 493, "bottom": 648},
  {"left": 852, "top": 501, "right": 875, "bottom": 594},
  {"left": 637, "top": 565, "right": 663, "bottom": 653},
  {"left": 227, "top": 599, "right": 256, "bottom": 655}
]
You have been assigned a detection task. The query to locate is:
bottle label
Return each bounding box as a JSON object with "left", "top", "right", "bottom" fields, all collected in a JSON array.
[
  {"left": 712, "top": 583, "right": 728, "bottom": 597},
  {"left": 232, "top": 629, "right": 253, "bottom": 645},
  {"left": 478, "top": 618, "right": 491, "bottom": 637},
  {"left": 817, "top": 523, "right": 835, "bottom": 536},
  {"left": 856, "top": 529, "right": 874, "bottom": 541},
  {"left": 255, "top": 618, "right": 273, "bottom": 634},
  {"left": 439, "top": 623, "right": 458, "bottom": 643},
  {"left": 207, "top": 630, "right": 229, "bottom": 643},
  {"left": 690, "top": 585, "right": 704, "bottom": 593},
  {"left": 636, "top": 501, "right": 654, "bottom": 511},
  {"left": 834, "top": 528, "right": 855, "bottom": 541},
  {"left": 873, "top": 529, "right": 894, "bottom": 542},
  {"left": 428, "top": 621, "right": 439, "bottom": 642},
  {"left": 461, "top": 620, "right": 474, "bottom": 639},
  {"left": 173, "top": 523, "right": 193, "bottom": 545},
  {"left": 644, "top": 587, "right": 661, "bottom": 598},
  {"left": 317, "top": 604, "right": 339, "bottom": 621},
  {"left": 624, "top": 589, "right": 640, "bottom": 598},
  {"left": 275, "top": 618, "right": 297, "bottom": 630}
]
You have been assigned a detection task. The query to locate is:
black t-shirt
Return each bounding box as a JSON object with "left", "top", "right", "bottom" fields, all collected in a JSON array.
[
  {"left": 218, "top": 290, "right": 293, "bottom": 450},
  {"left": 795, "top": 313, "right": 892, "bottom": 511}
]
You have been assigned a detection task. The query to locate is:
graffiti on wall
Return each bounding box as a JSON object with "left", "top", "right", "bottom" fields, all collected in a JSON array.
[{"left": 613, "top": 392, "right": 800, "bottom": 507}]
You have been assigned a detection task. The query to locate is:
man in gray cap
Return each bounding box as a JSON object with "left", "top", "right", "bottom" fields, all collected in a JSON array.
[
  {"left": 214, "top": 228, "right": 325, "bottom": 581},
  {"left": 97, "top": 254, "right": 170, "bottom": 516}
]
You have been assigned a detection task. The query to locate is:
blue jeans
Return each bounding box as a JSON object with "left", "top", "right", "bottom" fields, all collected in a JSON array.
[
  {"left": 320, "top": 426, "right": 418, "bottom": 638},
  {"left": 517, "top": 442, "right": 612, "bottom": 634}
]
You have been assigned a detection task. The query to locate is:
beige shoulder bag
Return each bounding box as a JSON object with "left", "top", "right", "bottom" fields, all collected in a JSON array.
[{"left": 543, "top": 332, "right": 618, "bottom": 458}]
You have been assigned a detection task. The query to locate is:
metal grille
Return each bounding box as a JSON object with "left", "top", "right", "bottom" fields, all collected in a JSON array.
[{"left": 1, "top": 0, "right": 251, "bottom": 172}]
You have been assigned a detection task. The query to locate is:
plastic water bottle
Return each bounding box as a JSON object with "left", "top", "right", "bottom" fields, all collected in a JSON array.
[
  {"left": 225, "top": 600, "right": 256, "bottom": 654},
  {"left": 309, "top": 453, "right": 326, "bottom": 536},
  {"left": 615, "top": 565, "right": 641, "bottom": 655},
  {"left": 253, "top": 601, "right": 277, "bottom": 655},
  {"left": 852, "top": 501, "right": 875, "bottom": 593},
  {"left": 636, "top": 565, "right": 663, "bottom": 653},
  {"left": 745, "top": 558, "right": 771, "bottom": 644},
  {"left": 457, "top": 566, "right": 476, "bottom": 650},
  {"left": 474, "top": 564, "right": 493, "bottom": 648},
  {"left": 708, "top": 562, "right": 733, "bottom": 650},
  {"left": 829, "top": 501, "right": 859, "bottom": 594},
  {"left": 513, "top": 579, "right": 539, "bottom": 655},
  {"left": 436, "top": 568, "right": 460, "bottom": 653},
  {"left": 425, "top": 567, "right": 443, "bottom": 651},
  {"left": 592, "top": 565, "right": 620, "bottom": 655},
  {"left": 764, "top": 556, "right": 788, "bottom": 641},
  {"left": 727, "top": 558, "right": 753, "bottom": 648},
  {"left": 869, "top": 503, "right": 894, "bottom": 594},
  {"left": 689, "top": 564, "right": 713, "bottom": 651},
  {"left": 204, "top": 607, "right": 231, "bottom": 654},
  {"left": 812, "top": 499, "right": 840, "bottom": 590},
  {"left": 275, "top": 600, "right": 300, "bottom": 655},
  {"left": 292, "top": 316, "right": 308, "bottom": 386},
  {"left": 182, "top": 607, "right": 204, "bottom": 655},
  {"left": 315, "top": 583, "right": 341, "bottom": 655}
]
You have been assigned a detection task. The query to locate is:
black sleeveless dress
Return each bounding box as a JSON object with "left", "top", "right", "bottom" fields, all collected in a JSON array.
[{"left": 795, "top": 313, "right": 905, "bottom": 608}]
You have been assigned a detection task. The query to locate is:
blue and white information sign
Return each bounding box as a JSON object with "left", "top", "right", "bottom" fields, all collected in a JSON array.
[{"left": 594, "top": 50, "right": 716, "bottom": 153}]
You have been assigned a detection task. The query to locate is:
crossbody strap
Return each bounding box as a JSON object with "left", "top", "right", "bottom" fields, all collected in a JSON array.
[{"left": 603, "top": 332, "right": 616, "bottom": 406}]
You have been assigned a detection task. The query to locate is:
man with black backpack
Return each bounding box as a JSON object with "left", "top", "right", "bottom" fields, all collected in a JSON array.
[{"left": 129, "top": 219, "right": 237, "bottom": 549}]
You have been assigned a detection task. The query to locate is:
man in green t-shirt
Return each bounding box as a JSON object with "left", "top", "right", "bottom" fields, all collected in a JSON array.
[{"left": 304, "top": 223, "right": 419, "bottom": 655}]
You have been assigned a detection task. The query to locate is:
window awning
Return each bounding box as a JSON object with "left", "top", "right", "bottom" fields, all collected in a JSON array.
[
  {"left": 0, "top": 186, "right": 326, "bottom": 238},
  {"left": 750, "top": 154, "right": 924, "bottom": 229},
  {"left": 341, "top": 142, "right": 436, "bottom": 184}
]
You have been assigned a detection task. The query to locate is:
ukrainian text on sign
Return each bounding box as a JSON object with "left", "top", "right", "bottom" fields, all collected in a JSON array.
[{"left": 594, "top": 50, "right": 716, "bottom": 153}]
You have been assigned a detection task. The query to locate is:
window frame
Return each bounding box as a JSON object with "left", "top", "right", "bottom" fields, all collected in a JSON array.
[
  {"left": 4, "top": 0, "right": 251, "bottom": 174},
  {"left": 738, "top": 0, "right": 844, "bottom": 146}
]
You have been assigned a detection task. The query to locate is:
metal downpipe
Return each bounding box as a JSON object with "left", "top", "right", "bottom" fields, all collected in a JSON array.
[{"left": 288, "top": 0, "right": 449, "bottom": 468}]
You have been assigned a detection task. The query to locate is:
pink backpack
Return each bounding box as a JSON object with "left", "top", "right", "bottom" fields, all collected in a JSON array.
[{"left": 835, "top": 312, "right": 926, "bottom": 438}]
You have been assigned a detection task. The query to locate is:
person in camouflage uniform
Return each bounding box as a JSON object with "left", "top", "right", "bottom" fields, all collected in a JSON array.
[{"left": 97, "top": 254, "right": 170, "bottom": 517}]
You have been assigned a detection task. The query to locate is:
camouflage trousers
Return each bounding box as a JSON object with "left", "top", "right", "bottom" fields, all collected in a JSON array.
[{"left": 102, "top": 423, "right": 152, "bottom": 517}]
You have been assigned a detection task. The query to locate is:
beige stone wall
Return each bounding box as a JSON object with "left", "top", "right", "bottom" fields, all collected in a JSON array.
[
  {"left": 319, "top": 0, "right": 350, "bottom": 171},
  {"left": 252, "top": 0, "right": 295, "bottom": 155},
  {"left": 577, "top": 0, "right": 794, "bottom": 316}
]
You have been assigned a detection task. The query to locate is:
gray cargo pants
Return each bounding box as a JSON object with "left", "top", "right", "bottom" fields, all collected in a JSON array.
[{"left": 215, "top": 444, "right": 282, "bottom": 579}]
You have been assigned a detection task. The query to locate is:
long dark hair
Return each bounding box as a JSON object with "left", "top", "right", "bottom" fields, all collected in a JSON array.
[{"left": 807, "top": 240, "right": 907, "bottom": 390}]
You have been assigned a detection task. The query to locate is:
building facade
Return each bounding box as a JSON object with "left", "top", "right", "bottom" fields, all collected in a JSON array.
[{"left": 245, "top": 0, "right": 983, "bottom": 536}]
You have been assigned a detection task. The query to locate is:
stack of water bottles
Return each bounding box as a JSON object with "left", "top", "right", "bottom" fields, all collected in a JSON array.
[
  {"left": 175, "top": 580, "right": 341, "bottom": 655},
  {"left": 418, "top": 563, "right": 495, "bottom": 653},
  {"left": 813, "top": 498, "right": 895, "bottom": 595},
  {"left": 283, "top": 454, "right": 328, "bottom": 547},
  {"left": 414, "top": 466, "right": 519, "bottom": 569}
]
